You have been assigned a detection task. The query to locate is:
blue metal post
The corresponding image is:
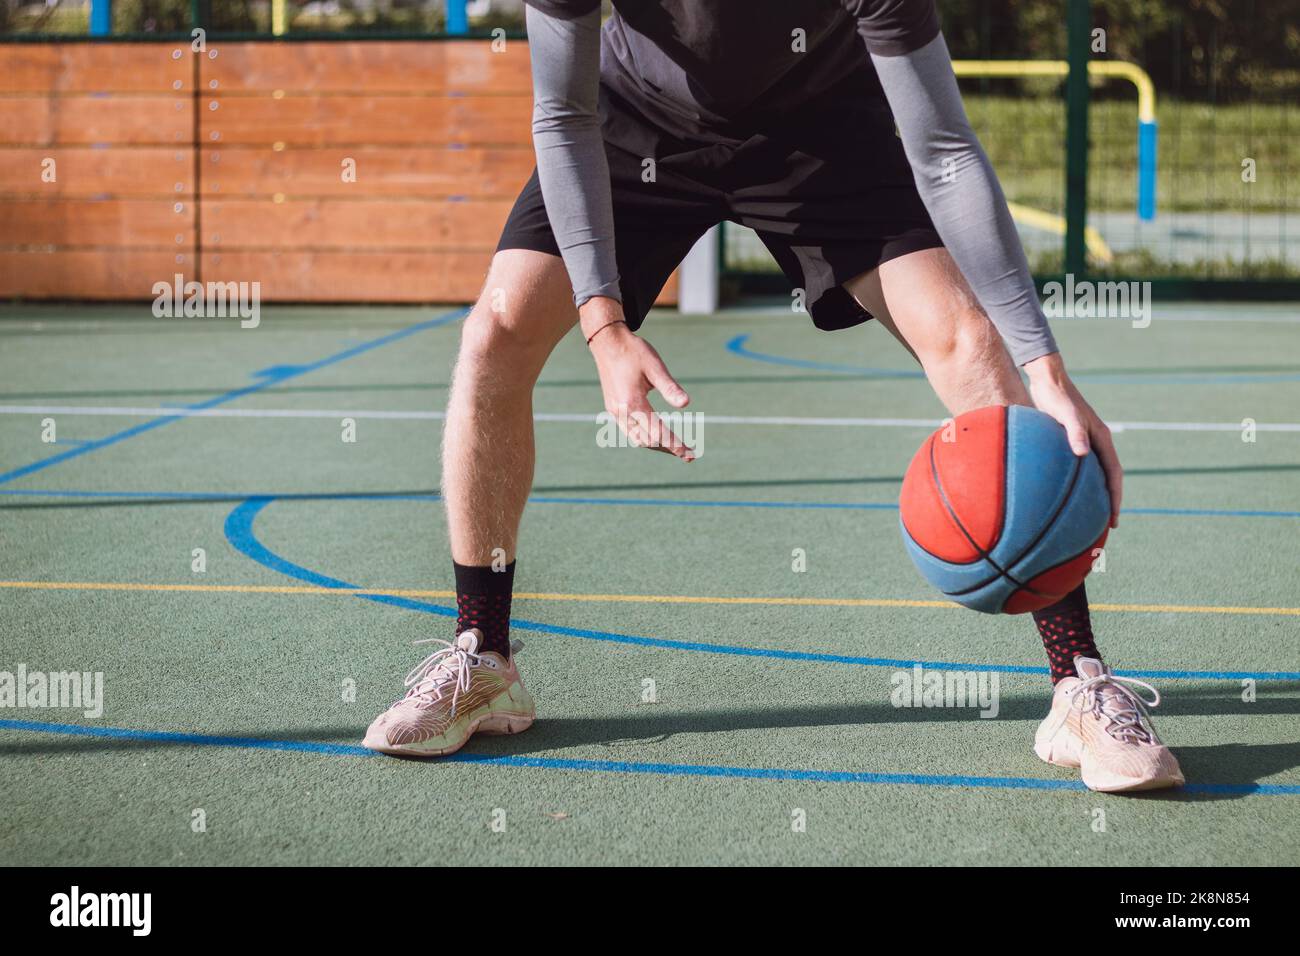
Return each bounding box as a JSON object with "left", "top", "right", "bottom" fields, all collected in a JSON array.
[
  {"left": 446, "top": 0, "right": 468, "bottom": 35},
  {"left": 89, "top": 0, "right": 112, "bottom": 35},
  {"left": 1137, "top": 120, "right": 1158, "bottom": 220}
]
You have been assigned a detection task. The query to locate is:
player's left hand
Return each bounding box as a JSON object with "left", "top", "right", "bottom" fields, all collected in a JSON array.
[{"left": 1024, "top": 353, "right": 1122, "bottom": 529}]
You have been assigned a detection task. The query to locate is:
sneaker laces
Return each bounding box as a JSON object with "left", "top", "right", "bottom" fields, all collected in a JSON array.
[
  {"left": 399, "top": 638, "right": 483, "bottom": 716},
  {"left": 1068, "top": 671, "right": 1163, "bottom": 745}
]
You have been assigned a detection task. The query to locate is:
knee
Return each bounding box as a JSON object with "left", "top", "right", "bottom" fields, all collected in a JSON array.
[
  {"left": 455, "top": 300, "right": 551, "bottom": 383},
  {"left": 453, "top": 250, "right": 575, "bottom": 387},
  {"left": 921, "top": 303, "right": 1001, "bottom": 367}
]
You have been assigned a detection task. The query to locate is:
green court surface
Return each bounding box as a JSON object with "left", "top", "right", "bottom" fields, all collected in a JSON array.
[{"left": 1, "top": 302, "right": 1297, "bottom": 866}]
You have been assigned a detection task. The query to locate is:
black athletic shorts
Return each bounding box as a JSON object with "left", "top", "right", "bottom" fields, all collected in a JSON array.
[{"left": 496, "top": 73, "right": 944, "bottom": 332}]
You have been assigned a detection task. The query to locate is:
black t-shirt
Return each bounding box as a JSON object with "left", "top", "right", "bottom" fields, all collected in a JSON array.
[{"left": 524, "top": 0, "right": 940, "bottom": 139}]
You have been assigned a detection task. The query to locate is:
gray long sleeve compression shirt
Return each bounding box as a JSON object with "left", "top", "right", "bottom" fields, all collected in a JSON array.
[
  {"left": 525, "top": 5, "right": 1057, "bottom": 365},
  {"left": 527, "top": 5, "right": 621, "bottom": 307}
]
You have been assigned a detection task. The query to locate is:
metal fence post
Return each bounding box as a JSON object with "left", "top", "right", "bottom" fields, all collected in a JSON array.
[
  {"left": 446, "top": 0, "right": 469, "bottom": 35},
  {"left": 89, "top": 0, "right": 112, "bottom": 35},
  {"left": 1064, "top": 0, "right": 1091, "bottom": 277}
]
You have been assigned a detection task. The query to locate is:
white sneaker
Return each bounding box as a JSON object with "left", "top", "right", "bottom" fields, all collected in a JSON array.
[{"left": 1034, "top": 657, "right": 1184, "bottom": 792}]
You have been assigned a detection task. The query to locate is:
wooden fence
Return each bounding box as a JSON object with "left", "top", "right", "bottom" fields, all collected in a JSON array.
[{"left": 0, "top": 40, "right": 676, "bottom": 304}]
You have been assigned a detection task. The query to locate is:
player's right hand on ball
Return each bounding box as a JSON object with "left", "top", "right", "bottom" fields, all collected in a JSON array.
[{"left": 582, "top": 299, "right": 695, "bottom": 462}]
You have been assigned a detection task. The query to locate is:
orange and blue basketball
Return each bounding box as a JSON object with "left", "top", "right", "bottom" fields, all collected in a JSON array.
[{"left": 899, "top": 405, "right": 1110, "bottom": 614}]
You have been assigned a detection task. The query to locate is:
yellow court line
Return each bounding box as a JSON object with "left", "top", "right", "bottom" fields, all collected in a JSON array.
[{"left": 1, "top": 580, "right": 1297, "bottom": 617}]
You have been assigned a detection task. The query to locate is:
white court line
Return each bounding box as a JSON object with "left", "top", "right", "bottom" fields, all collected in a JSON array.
[
  {"left": 2, "top": 404, "right": 1299, "bottom": 432},
  {"left": 1130, "top": 310, "right": 1300, "bottom": 324},
  {"left": 716, "top": 305, "right": 1300, "bottom": 323}
]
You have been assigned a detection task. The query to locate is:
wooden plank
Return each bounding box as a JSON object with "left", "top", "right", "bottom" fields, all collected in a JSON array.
[
  {"left": 0, "top": 199, "right": 194, "bottom": 248},
  {"left": 202, "top": 95, "right": 530, "bottom": 147},
  {"left": 0, "top": 246, "right": 676, "bottom": 304},
  {"left": 204, "top": 251, "right": 678, "bottom": 305},
  {"left": 201, "top": 250, "right": 493, "bottom": 301},
  {"left": 0, "top": 44, "right": 192, "bottom": 94},
  {"left": 198, "top": 146, "right": 531, "bottom": 199},
  {"left": 201, "top": 41, "right": 532, "bottom": 94},
  {"left": 0, "top": 250, "right": 196, "bottom": 298},
  {"left": 202, "top": 199, "right": 511, "bottom": 249},
  {"left": 0, "top": 42, "right": 679, "bottom": 306},
  {"left": 0, "top": 147, "right": 193, "bottom": 198},
  {"left": 0, "top": 97, "right": 193, "bottom": 147},
  {"left": 657, "top": 272, "right": 679, "bottom": 306}
]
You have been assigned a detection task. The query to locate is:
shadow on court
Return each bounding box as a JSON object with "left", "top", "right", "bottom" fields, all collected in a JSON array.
[
  {"left": 3, "top": 460, "right": 1299, "bottom": 511},
  {"left": 4, "top": 685, "right": 1297, "bottom": 799}
]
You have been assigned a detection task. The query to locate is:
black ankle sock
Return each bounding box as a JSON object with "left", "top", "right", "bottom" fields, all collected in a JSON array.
[
  {"left": 454, "top": 560, "right": 515, "bottom": 658},
  {"left": 1032, "top": 583, "right": 1101, "bottom": 684}
]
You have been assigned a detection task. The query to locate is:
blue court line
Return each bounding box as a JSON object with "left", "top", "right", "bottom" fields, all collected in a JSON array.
[
  {"left": 5, "top": 487, "right": 1299, "bottom": 520},
  {"left": 0, "top": 309, "right": 467, "bottom": 487},
  {"left": 4, "top": 718, "right": 1297, "bottom": 795},
  {"left": 725, "top": 333, "right": 1300, "bottom": 385},
  {"left": 0, "top": 489, "right": 443, "bottom": 502},
  {"left": 725, "top": 334, "right": 925, "bottom": 377},
  {"left": 220, "top": 495, "right": 1300, "bottom": 681},
  {"left": 6, "top": 321, "right": 1293, "bottom": 799}
]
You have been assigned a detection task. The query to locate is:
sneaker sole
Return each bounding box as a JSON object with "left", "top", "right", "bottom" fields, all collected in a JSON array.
[
  {"left": 363, "top": 681, "right": 536, "bottom": 758},
  {"left": 1034, "top": 717, "right": 1184, "bottom": 792},
  {"left": 363, "top": 708, "right": 535, "bottom": 758},
  {"left": 1083, "top": 770, "right": 1185, "bottom": 793}
]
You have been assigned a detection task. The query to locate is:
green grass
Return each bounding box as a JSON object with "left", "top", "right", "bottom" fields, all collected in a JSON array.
[
  {"left": 729, "top": 245, "right": 1300, "bottom": 282},
  {"left": 966, "top": 95, "right": 1297, "bottom": 214},
  {"left": 728, "top": 95, "right": 1299, "bottom": 279},
  {"left": 1011, "top": 247, "right": 1300, "bottom": 279},
  {"left": 0, "top": 303, "right": 1298, "bottom": 865}
]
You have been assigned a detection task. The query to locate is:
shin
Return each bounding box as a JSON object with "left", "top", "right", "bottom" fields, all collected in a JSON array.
[{"left": 442, "top": 250, "right": 577, "bottom": 566}]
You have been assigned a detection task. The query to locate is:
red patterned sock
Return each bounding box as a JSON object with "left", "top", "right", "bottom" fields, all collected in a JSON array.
[
  {"left": 453, "top": 560, "right": 515, "bottom": 658},
  {"left": 1032, "top": 583, "right": 1100, "bottom": 684}
]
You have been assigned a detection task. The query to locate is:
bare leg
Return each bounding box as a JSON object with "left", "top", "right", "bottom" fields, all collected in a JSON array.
[
  {"left": 442, "top": 249, "right": 577, "bottom": 565},
  {"left": 361, "top": 250, "right": 573, "bottom": 753},
  {"left": 844, "top": 247, "right": 1028, "bottom": 415}
]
